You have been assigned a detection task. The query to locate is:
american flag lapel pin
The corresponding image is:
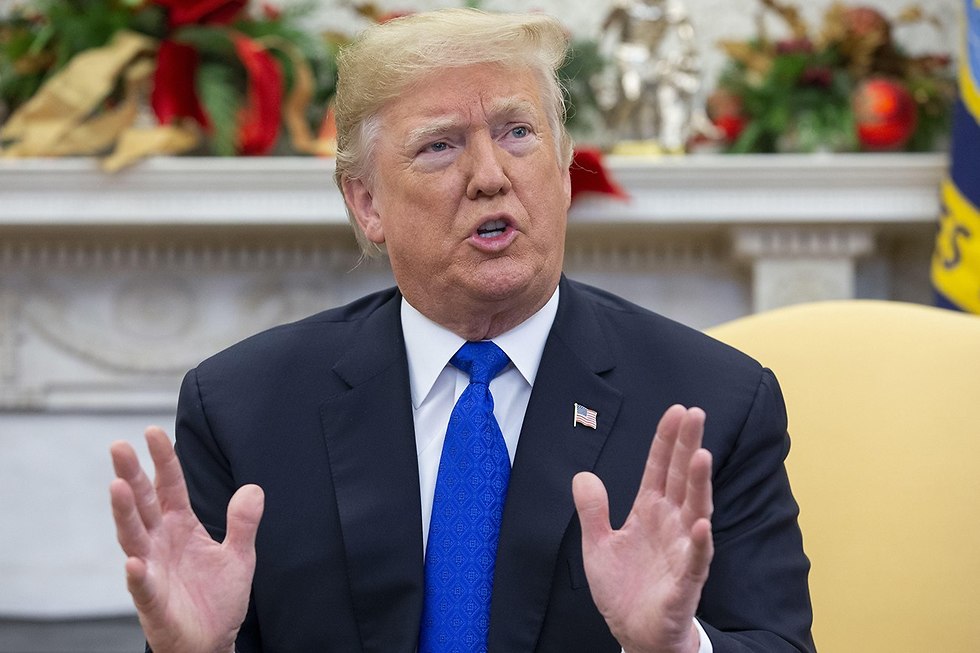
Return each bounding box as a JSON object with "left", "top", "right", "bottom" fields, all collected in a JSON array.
[{"left": 573, "top": 403, "right": 598, "bottom": 429}]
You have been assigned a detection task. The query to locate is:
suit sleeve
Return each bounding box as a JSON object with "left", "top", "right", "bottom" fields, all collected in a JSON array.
[
  {"left": 697, "top": 369, "right": 816, "bottom": 652},
  {"left": 174, "top": 368, "right": 264, "bottom": 653}
]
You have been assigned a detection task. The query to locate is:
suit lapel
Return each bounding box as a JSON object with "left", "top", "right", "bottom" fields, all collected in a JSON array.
[
  {"left": 320, "top": 292, "right": 424, "bottom": 653},
  {"left": 489, "top": 280, "right": 623, "bottom": 651}
]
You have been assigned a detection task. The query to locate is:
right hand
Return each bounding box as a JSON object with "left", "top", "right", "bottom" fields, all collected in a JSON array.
[
  {"left": 110, "top": 426, "right": 264, "bottom": 653},
  {"left": 572, "top": 405, "right": 713, "bottom": 653}
]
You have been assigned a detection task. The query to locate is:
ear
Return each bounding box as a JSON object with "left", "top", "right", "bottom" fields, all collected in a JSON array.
[
  {"left": 561, "top": 161, "right": 572, "bottom": 211},
  {"left": 341, "top": 176, "right": 385, "bottom": 244}
]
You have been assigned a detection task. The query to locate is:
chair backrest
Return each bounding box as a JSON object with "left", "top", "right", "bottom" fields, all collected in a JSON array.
[{"left": 706, "top": 300, "right": 980, "bottom": 653}]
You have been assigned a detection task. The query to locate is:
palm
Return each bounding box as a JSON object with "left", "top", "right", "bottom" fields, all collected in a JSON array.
[
  {"left": 573, "top": 405, "right": 713, "bottom": 653},
  {"left": 110, "top": 427, "right": 264, "bottom": 653}
]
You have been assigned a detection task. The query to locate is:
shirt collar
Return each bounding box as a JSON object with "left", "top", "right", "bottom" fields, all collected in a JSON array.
[{"left": 401, "top": 286, "right": 560, "bottom": 409}]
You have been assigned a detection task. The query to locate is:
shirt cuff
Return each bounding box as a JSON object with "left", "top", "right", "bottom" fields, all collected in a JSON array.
[
  {"left": 619, "top": 618, "right": 712, "bottom": 653},
  {"left": 694, "top": 617, "right": 713, "bottom": 653}
]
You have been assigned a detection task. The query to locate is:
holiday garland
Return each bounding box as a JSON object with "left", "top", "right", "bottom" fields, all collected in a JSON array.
[
  {"left": 0, "top": 0, "right": 613, "bottom": 172},
  {"left": 3, "top": 0, "right": 957, "bottom": 165},
  {"left": 708, "top": 0, "right": 955, "bottom": 153},
  {"left": 0, "top": 0, "right": 339, "bottom": 168}
]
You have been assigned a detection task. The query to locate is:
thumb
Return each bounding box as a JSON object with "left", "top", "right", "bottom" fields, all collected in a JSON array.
[
  {"left": 572, "top": 472, "right": 611, "bottom": 548},
  {"left": 224, "top": 484, "right": 264, "bottom": 559}
]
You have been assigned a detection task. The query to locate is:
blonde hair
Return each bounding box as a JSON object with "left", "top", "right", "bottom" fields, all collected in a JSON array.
[{"left": 333, "top": 8, "right": 573, "bottom": 255}]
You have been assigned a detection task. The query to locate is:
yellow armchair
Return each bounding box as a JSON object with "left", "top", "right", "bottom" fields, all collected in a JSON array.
[{"left": 706, "top": 300, "right": 980, "bottom": 652}]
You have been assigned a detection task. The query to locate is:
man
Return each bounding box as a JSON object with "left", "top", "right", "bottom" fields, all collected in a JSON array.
[{"left": 109, "top": 9, "right": 814, "bottom": 653}]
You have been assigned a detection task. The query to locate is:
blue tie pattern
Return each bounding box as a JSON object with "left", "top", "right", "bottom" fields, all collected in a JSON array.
[{"left": 419, "top": 341, "right": 511, "bottom": 653}]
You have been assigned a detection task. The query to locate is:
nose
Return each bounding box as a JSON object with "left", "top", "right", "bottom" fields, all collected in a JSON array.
[{"left": 465, "top": 134, "right": 512, "bottom": 200}]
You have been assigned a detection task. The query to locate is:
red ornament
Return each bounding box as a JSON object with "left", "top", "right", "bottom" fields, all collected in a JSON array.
[{"left": 852, "top": 78, "right": 918, "bottom": 150}]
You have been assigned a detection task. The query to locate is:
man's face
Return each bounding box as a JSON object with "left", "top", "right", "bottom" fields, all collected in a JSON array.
[{"left": 344, "top": 63, "right": 571, "bottom": 336}]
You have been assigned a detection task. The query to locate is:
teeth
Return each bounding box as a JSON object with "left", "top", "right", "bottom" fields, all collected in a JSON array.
[{"left": 477, "top": 219, "right": 507, "bottom": 237}]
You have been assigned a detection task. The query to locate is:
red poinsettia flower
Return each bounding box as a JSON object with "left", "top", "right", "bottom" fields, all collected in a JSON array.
[{"left": 154, "top": 0, "right": 247, "bottom": 28}]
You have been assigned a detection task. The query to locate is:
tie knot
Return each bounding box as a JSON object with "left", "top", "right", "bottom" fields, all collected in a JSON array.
[{"left": 451, "top": 341, "right": 510, "bottom": 385}]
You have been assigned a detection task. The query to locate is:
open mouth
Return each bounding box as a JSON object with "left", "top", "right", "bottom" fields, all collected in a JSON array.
[{"left": 476, "top": 219, "right": 508, "bottom": 238}]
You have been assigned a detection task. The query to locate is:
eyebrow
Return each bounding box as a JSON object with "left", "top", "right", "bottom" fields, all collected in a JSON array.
[
  {"left": 486, "top": 97, "right": 539, "bottom": 121},
  {"left": 403, "top": 96, "right": 540, "bottom": 149},
  {"left": 405, "top": 118, "right": 465, "bottom": 149}
]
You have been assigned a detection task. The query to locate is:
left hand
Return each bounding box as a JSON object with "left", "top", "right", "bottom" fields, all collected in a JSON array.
[
  {"left": 572, "top": 404, "right": 713, "bottom": 653},
  {"left": 109, "top": 427, "right": 263, "bottom": 653}
]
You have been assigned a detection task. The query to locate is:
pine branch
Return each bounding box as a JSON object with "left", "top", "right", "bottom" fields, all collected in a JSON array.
[{"left": 196, "top": 61, "right": 242, "bottom": 156}]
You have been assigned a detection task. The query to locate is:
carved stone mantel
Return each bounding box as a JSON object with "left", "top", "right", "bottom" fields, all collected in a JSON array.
[
  {"left": 1, "top": 152, "right": 946, "bottom": 331},
  {"left": 0, "top": 153, "right": 945, "bottom": 616}
]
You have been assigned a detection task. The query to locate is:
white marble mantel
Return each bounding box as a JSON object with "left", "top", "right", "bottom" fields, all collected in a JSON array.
[
  {"left": 1, "top": 152, "right": 944, "bottom": 225},
  {"left": 0, "top": 153, "right": 946, "bottom": 617}
]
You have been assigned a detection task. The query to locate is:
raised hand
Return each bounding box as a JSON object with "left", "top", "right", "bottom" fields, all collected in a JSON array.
[
  {"left": 109, "top": 426, "right": 264, "bottom": 653},
  {"left": 572, "top": 405, "right": 713, "bottom": 653}
]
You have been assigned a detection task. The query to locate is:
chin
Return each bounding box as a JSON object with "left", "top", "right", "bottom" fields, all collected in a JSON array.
[{"left": 465, "top": 262, "right": 554, "bottom": 306}]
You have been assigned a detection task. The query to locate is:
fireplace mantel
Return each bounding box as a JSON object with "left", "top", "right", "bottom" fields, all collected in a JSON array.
[{"left": 1, "top": 152, "right": 943, "bottom": 225}]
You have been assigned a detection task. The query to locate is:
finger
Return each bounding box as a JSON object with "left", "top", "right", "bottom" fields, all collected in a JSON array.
[
  {"left": 685, "top": 517, "right": 714, "bottom": 585},
  {"left": 665, "top": 407, "right": 705, "bottom": 506},
  {"left": 572, "top": 472, "right": 612, "bottom": 551},
  {"left": 109, "top": 478, "right": 153, "bottom": 558},
  {"left": 124, "top": 555, "right": 158, "bottom": 613},
  {"left": 637, "top": 404, "right": 686, "bottom": 498},
  {"left": 110, "top": 439, "right": 162, "bottom": 531},
  {"left": 681, "top": 448, "right": 713, "bottom": 530},
  {"left": 145, "top": 426, "right": 192, "bottom": 513},
  {"left": 223, "top": 484, "right": 265, "bottom": 560}
]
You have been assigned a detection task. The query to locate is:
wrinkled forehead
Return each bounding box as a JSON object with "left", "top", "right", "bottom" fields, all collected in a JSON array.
[
  {"left": 409, "top": 97, "right": 542, "bottom": 135},
  {"left": 376, "top": 63, "right": 548, "bottom": 132}
]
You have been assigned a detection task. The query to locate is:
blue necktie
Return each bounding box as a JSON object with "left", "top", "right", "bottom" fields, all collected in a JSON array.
[{"left": 419, "top": 341, "right": 511, "bottom": 653}]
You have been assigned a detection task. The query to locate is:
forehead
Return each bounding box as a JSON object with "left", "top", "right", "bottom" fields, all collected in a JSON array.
[{"left": 379, "top": 63, "right": 547, "bottom": 130}]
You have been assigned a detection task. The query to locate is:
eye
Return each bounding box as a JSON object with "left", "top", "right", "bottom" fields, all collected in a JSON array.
[
  {"left": 510, "top": 126, "right": 530, "bottom": 138},
  {"left": 427, "top": 141, "right": 449, "bottom": 153}
]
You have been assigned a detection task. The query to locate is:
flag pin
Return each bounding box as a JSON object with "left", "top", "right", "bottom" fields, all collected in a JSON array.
[{"left": 573, "top": 403, "right": 598, "bottom": 429}]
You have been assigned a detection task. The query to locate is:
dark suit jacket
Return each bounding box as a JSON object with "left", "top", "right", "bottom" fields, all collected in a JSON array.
[{"left": 174, "top": 277, "right": 815, "bottom": 652}]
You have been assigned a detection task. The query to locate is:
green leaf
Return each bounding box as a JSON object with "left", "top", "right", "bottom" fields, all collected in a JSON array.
[
  {"left": 196, "top": 62, "right": 242, "bottom": 157},
  {"left": 769, "top": 54, "right": 808, "bottom": 87},
  {"left": 173, "top": 25, "right": 236, "bottom": 59},
  {"left": 27, "top": 23, "right": 56, "bottom": 56}
]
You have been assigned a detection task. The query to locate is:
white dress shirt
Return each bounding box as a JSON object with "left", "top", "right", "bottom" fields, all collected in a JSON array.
[
  {"left": 400, "top": 287, "right": 711, "bottom": 653},
  {"left": 401, "top": 288, "right": 559, "bottom": 551}
]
